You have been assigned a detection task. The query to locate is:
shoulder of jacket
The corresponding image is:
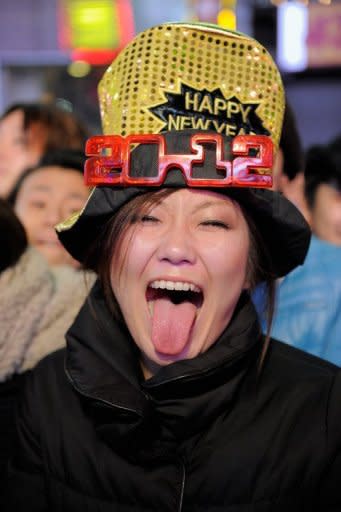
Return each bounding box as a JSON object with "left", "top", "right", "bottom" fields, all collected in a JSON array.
[
  {"left": 28, "top": 348, "right": 67, "bottom": 386},
  {"left": 265, "top": 338, "right": 339, "bottom": 381}
]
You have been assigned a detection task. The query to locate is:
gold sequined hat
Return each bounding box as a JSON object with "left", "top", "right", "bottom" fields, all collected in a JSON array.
[
  {"left": 57, "top": 22, "right": 311, "bottom": 277},
  {"left": 98, "top": 22, "right": 284, "bottom": 146}
]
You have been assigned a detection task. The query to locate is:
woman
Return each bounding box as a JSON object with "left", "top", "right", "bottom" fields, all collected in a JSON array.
[
  {"left": 0, "top": 102, "right": 88, "bottom": 199},
  {"left": 4, "top": 22, "right": 341, "bottom": 511}
]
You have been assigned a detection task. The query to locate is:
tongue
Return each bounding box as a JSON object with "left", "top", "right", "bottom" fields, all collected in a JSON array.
[{"left": 151, "top": 296, "right": 197, "bottom": 355}]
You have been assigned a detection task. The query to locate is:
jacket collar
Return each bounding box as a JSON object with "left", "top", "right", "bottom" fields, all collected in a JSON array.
[{"left": 65, "top": 280, "right": 262, "bottom": 450}]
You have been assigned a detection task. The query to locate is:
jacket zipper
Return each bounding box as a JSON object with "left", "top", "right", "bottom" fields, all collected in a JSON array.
[{"left": 178, "top": 459, "right": 185, "bottom": 512}]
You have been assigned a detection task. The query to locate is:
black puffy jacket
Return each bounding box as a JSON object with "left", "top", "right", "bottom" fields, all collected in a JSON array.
[{"left": 4, "top": 282, "right": 341, "bottom": 511}]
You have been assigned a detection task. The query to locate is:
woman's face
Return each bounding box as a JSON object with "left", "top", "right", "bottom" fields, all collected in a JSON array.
[
  {"left": 111, "top": 188, "right": 250, "bottom": 376},
  {"left": 311, "top": 183, "right": 341, "bottom": 246},
  {"left": 0, "top": 110, "right": 46, "bottom": 198},
  {"left": 14, "top": 165, "right": 89, "bottom": 267}
]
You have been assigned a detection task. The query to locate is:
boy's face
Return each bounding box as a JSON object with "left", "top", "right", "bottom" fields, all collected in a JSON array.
[
  {"left": 14, "top": 165, "right": 89, "bottom": 267},
  {"left": 311, "top": 183, "right": 341, "bottom": 246}
]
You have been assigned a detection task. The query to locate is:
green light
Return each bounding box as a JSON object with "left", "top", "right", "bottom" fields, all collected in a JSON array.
[
  {"left": 65, "top": 0, "right": 119, "bottom": 49},
  {"left": 67, "top": 60, "right": 91, "bottom": 78}
]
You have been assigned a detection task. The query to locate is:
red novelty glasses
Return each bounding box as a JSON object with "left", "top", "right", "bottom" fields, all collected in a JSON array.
[{"left": 85, "top": 133, "right": 273, "bottom": 188}]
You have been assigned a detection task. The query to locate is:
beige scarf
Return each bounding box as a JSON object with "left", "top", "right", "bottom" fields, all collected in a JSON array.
[{"left": 0, "top": 247, "right": 95, "bottom": 382}]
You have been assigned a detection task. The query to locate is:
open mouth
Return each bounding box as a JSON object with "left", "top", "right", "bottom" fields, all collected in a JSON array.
[
  {"left": 146, "top": 280, "right": 203, "bottom": 310},
  {"left": 146, "top": 280, "right": 203, "bottom": 356}
]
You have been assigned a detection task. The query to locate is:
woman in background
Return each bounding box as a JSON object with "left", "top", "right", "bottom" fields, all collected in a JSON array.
[{"left": 0, "top": 102, "right": 88, "bottom": 199}]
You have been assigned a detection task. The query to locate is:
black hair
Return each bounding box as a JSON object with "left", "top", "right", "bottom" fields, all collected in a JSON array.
[
  {"left": 7, "top": 149, "right": 86, "bottom": 205},
  {"left": 38, "top": 148, "right": 86, "bottom": 173},
  {"left": 304, "top": 137, "right": 341, "bottom": 208},
  {"left": 86, "top": 189, "right": 276, "bottom": 369},
  {"left": 1, "top": 102, "right": 88, "bottom": 151},
  {"left": 0, "top": 199, "right": 27, "bottom": 272},
  {"left": 279, "top": 102, "right": 304, "bottom": 181}
]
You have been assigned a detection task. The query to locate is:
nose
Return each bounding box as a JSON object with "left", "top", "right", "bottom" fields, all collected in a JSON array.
[
  {"left": 44, "top": 205, "right": 62, "bottom": 226},
  {"left": 156, "top": 221, "right": 196, "bottom": 266}
]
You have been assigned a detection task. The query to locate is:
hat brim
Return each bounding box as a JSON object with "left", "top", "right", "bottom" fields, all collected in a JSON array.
[
  {"left": 57, "top": 130, "right": 311, "bottom": 277},
  {"left": 57, "top": 184, "right": 310, "bottom": 278}
]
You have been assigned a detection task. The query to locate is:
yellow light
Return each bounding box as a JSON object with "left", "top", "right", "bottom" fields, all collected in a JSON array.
[
  {"left": 67, "top": 60, "right": 91, "bottom": 78},
  {"left": 65, "top": 0, "right": 119, "bottom": 49},
  {"left": 217, "top": 8, "right": 236, "bottom": 30},
  {"left": 220, "top": 0, "right": 236, "bottom": 8}
]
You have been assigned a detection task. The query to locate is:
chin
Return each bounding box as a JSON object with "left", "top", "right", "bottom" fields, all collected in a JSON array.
[{"left": 42, "top": 250, "right": 70, "bottom": 267}]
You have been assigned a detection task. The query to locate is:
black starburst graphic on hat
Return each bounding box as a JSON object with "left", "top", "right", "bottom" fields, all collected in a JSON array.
[{"left": 149, "top": 83, "right": 270, "bottom": 137}]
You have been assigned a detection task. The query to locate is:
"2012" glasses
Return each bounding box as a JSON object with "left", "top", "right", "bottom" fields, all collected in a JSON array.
[{"left": 85, "top": 133, "right": 273, "bottom": 188}]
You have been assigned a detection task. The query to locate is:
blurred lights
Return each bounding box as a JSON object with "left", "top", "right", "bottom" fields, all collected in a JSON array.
[
  {"left": 55, "top": 98, "right": 74, "bottom": 112},
  {"left": 67, "top": 60, "right": 91, "bottom": 78},
  {"left": 271, "top": 0, "right": 333, "bottom": 3},
  {"left": 277, "top": 2, "right": 308, "bottom": 71},
  {"left": 58, "top": 0, "right": 135, "bottom": 65},
  {"left": 271, "top": 0, "right": 334, "bottom": 3},
  {"left": 75, "top": 8, "right": 107, "bottom": 25},
  {"left": 217, "top": 8, "right": 236, "bottom": 29},
  {"left": 217, "top": 0, "right": 236, "bottom": 30},
  {"left": 190, "top": 0, "right": 236, "bottom": 28},
  {"left": 64, "top": 0, "right": 119, "bottom": 48}
]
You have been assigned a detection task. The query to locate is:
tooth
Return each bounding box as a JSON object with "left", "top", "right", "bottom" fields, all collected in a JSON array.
[{"left": 149, "top": 280, "right": 201, "bottom": 292}]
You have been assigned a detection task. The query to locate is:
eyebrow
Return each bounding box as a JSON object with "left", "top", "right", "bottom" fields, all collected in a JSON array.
[
  {"left": 191, "top": 199, "right": 233, "bottom": 214},
  {"left": 27, "top": 185, "right": 86, "bottom": 201},
  {"left": 27, "top": 185, "right": 51, "bottom": 193}
]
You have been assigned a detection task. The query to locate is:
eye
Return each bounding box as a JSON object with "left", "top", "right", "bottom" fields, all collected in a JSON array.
[
  {"left": 30, "top": 200, "right": 47, "bottom": 209},
  {"left": 140, "top": 215, "right": 160, "bottom": 224},
  {"left": 200, "top": 219, "right": 229, "bottom": 229},
  {"left": 64, "top": 202, "right": 84, "bottom": 216}
]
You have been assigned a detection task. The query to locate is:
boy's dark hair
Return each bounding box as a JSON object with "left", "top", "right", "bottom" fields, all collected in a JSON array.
[
  {"left": 304, "top": 137, "right": 341, "bottom": 208},
  {"left": 0, "top": 199, "right": 27, "bottom": 272},
  {"left": 280, "top": 102, "right": 304, "bottom": 181},
  {"left": 7, "top": 149, "right": 86, "bottom": 206},
  {"left": 38, "top": 148, "right": 86, "bottom": 173}
]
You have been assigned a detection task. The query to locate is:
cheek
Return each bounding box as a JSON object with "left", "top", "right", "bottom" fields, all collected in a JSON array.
[
  {"left": 21, "top": 213, "right": 39, "bottom": 236},
  {"left": 315, "top": 204, "right": 336, "bottom": 228},
  {"left": 123, "top": 235, "right": 156, "bottom": 277},
  {"left": 206, "top": 236, "right": 249, "bottom": 282},
  {"left": 14, "top": 199, "right": 29, "bottom": 223},
  {"left": 110, "top": 235, "right": 146, "bottom": 291}
]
